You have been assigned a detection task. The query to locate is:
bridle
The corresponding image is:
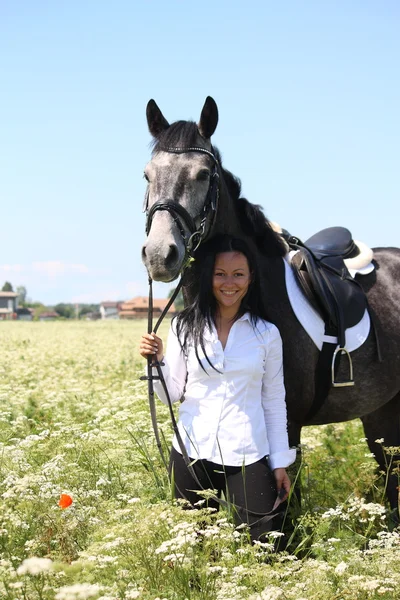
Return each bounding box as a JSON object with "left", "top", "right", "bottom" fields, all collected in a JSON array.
[
  {"left": 141, "top": 145, "right": 284, "bottom": 528},
  {"left": 144, "top": 145, "right": 220, "bottom": 256}
]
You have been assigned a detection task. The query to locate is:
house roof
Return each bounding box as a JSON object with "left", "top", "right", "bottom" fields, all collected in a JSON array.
[
  {"left": 100, "top": 301, "right": 122, "bottom": 308},
  {"left": 120, "top": 296, "right": 175, "bottom": 311},
  {"left": 0, "top": 291, "right": 18, "bottom": 298}
]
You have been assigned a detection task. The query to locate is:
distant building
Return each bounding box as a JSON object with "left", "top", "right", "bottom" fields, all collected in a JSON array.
[
  {"left": 16, "top": 307, "right": 34, "bottom": 321},
  {"left": 38, "top": 311, "right": 60, "bottom": 321},
  {"left": 0, "top": 291, "right": 19, "bottom": 320},
  {"left": 119, "top": 296, "right": 175, "bottom": 319},
  {"left": 99, "top": 301, "right": 123, "bottom": 320}
]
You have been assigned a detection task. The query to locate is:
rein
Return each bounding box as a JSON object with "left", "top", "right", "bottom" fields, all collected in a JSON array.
[{"left": 142, "top": 145, "right": 284, "bottom": 528}]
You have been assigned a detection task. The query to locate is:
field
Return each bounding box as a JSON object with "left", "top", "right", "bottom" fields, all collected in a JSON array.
[{"left": 0, "top": 321, "right": 399, "bottom": 600}]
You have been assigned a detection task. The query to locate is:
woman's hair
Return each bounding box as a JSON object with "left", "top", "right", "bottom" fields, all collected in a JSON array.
[{"left": 174, "top": 235, "right": 269, "bottom": 372}]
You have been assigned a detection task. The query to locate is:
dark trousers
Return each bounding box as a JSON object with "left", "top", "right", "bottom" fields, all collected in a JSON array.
[{"left": 169, "top": 447, "right": 278, "bottom": 542}]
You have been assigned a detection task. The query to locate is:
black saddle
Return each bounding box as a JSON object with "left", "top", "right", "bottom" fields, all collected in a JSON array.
[{"left": 285, "top": 226, "right": 367, "bottom": 362}]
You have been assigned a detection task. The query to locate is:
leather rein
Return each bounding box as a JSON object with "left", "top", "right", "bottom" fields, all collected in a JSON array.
[{"left": 141, "top": 145, "right": 284, "bottom": 527}]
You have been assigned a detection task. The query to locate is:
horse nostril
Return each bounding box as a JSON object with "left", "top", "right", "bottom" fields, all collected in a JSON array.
[
  {"left": 141, "top": 246, "right": 147, "bottom": 261},
  {"left": 165, "top": 244, "right": 179, "bottom": 268}
]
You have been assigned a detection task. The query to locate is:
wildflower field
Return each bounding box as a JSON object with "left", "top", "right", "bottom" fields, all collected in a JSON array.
[{"left": 0, "top": 321, "right": 399, "bottom": 600}]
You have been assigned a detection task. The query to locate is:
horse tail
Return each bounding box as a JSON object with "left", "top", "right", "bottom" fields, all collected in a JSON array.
[{"left": 236, "top": 197, "right": 287, "bottom": 258}]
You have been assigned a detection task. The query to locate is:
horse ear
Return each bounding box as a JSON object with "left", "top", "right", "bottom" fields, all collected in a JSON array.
[
  {"left": 146, "top": 99, "right": 170, "bottom": 137},
  {"left": 198, "top": 96, "right": 219, "bottom": 139}
]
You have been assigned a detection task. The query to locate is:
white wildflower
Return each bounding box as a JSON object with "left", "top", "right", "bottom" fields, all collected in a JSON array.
[
  {"left": 125, "top": 591, "right": 141, "bottom": 599},
  {"left": 55, "top": 583, "right": 102, "bottom": 600},
  {"left": 335, "top": 561, "right": 348, "bottom": 575},
  {"left": 17, "top": 557, "right": 53, "bottom": 575}
]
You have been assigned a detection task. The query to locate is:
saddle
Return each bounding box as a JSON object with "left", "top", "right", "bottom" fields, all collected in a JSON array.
[{"left": 284, "top": 226, "right": 370, "bottom": 388}]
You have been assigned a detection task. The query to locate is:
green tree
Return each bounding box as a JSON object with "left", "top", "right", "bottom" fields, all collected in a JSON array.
[
  {"left": 168, "top": 287, "right": 184, "bottom": 312},
  {"left": 79, "top": 304, "right": 100, "bottom": 318},
  {"left": 2, "top": 281, "right": 13, "bottom": 292},
  {"left": 16, "top": 285, "right": 27, "bottom": 304},
  {"left": 54, "top": 303, "right": 75, "bottom": 319}
]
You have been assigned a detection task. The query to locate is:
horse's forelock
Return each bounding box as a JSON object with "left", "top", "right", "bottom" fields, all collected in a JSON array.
[{"left": 151, "top": 121, "right": 200, "bottom": 153}]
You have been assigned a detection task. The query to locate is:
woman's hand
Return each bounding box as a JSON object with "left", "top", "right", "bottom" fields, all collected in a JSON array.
[
  {"left": 139, "top": 332, "right": 164, "bottom": 363},
  {"left": 273, "top": 468, "right": 291, "bottom": 502}
]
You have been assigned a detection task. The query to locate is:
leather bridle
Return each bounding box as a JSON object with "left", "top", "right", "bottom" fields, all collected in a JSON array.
[{"left": 144, "top": 145, "right": 220, "bottom": 256}]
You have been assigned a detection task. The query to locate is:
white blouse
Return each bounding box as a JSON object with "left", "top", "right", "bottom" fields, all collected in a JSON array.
[{"left": 153, "top": 313, "right": 296, "bottom": 469}]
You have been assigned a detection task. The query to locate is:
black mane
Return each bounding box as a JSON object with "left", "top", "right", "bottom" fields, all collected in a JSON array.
[{"left": 152, "top": 120, "right": 286, "bottom": 257}]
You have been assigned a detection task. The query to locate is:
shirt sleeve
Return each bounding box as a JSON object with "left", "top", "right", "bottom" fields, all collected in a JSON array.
[
  {"left": 261, "top": 325, "right": 297, "bottom": 470},
  {"left": 151, "top": 319, "right": 188, "bottom": 406}
]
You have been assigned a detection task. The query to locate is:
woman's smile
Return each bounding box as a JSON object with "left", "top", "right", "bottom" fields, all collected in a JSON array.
[{"left": 212, "top": 251, "right": 251, "bottom": 315}]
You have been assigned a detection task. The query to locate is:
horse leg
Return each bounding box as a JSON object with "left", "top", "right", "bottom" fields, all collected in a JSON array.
[{"left": 360, "top": 392, "right": 400, "bottom": 512}]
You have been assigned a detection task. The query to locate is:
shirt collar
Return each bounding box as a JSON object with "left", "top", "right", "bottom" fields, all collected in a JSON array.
[
  {"left": 207, "top": 312, "right": 252, "bottom": 341},
  {"left": 237, "top": 312, "right": 251, "bottom": 322}
]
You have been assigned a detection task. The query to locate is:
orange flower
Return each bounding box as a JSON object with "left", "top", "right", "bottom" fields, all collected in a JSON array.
[{"left": 58, "top": 493, "right": 73, "bottom": 509}]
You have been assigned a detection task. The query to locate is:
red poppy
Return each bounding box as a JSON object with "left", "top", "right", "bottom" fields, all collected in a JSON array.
[{"left": 58, "top": 493, "right": 73, "bottom": 509}]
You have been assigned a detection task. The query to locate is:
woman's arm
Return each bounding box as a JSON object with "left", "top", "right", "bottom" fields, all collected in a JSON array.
[
  {"left": 140, "top": 321, "right": 187, "bottom": 405},
  {"left": 261, "top": 326, "right": 296, "bottom": 474}
]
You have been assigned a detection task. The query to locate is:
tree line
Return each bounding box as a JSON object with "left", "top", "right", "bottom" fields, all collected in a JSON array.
[{"left": 1, "top": 281, "right": 99, "bottom": 319}]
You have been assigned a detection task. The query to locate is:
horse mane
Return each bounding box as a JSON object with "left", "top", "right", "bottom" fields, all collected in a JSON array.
[{"left": 152, "top": 120, "right": 287, "bottom": 258}]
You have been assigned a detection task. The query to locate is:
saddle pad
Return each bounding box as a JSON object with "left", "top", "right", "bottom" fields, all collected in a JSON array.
[{"left": 283, "top": 255, "right": 371, "bottom": 352}]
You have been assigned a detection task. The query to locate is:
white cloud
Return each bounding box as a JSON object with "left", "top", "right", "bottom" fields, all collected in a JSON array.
[
  {"left": 32, "top": 261, "right": 89, "bottom": 277},
  {"left": 0, "top": 264, "right": 25, "bottom": 273}
]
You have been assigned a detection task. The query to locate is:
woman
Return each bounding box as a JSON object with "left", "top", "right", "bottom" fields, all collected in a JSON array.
[{"left": 140, "top": 235, "right": 296, "bottom": 541}]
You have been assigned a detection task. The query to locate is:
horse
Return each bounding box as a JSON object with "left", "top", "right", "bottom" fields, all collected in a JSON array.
[{"left": 141, "top": 96, "right": 400, "bottom": 512}]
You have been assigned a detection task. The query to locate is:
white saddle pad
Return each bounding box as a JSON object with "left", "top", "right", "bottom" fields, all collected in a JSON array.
[{"left": 283, "top": 255, "right": 371, "bottom": 352}]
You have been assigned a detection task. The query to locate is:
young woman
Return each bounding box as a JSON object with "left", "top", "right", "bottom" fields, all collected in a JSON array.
[{"left": 140, "top": 235, "right": 296, "bottom": 541}]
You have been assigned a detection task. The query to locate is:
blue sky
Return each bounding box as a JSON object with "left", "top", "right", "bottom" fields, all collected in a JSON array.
[{"left": 1, "top": 1, "right": 399, "bottom": 305}]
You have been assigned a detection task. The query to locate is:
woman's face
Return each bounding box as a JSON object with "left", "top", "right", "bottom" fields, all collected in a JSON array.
[{"left": 212, "top": 251, "right": 251, "bottom": 313}]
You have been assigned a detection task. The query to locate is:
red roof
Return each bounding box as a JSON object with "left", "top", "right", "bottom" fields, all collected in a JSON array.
[{"left": 120, "top": 296, "right": 175, "bottom": 311}]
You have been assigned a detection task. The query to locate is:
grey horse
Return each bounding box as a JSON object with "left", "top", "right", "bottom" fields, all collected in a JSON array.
[{"left": 141, "top": 96, "right": 400, "bottom": 511}]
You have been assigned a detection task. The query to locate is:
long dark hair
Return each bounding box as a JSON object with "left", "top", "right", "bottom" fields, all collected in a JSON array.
[{"left": 174, "top": 235, "right": 270, "bottom": 372}]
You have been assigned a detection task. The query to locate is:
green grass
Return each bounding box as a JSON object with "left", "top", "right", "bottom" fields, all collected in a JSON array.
[{"left": 0, "top": 321, "right": 399, "bottom": 600}]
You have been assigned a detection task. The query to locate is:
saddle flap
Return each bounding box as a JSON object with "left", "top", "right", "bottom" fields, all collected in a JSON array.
[
  {"left": 305, "top": 227, "right": 358, "bottom": 260},
  {"left": 291, "top": 248, "right": 367, "bottom": 338}
]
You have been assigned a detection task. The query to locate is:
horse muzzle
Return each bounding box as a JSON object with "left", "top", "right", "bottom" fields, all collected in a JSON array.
[{"left": 141, "top": 238, "right": 185, "bottom": 282}]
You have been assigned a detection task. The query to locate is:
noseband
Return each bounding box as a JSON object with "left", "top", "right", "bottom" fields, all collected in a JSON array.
[{"left": 144, "top": 146, "right": 219, "bottom": 255}]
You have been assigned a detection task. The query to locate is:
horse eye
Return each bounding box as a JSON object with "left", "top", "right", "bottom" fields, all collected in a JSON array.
[{"left": 196, "top": 169, "right": 210, "bottom": 181}]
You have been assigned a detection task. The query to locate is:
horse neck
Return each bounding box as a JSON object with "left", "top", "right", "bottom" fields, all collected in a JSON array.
[{"left": 212, "top": 173, "right": 242, "bottom": 237}]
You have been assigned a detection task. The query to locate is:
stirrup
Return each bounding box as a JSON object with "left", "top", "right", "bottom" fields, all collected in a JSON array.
[{"left": 331, "top": 346, "right": 354, "bottom": 387}]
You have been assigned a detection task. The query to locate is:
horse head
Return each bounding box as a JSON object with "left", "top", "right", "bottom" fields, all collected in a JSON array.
[{"left": 142, "top": 97, "right": 219, "bottom": 282}]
